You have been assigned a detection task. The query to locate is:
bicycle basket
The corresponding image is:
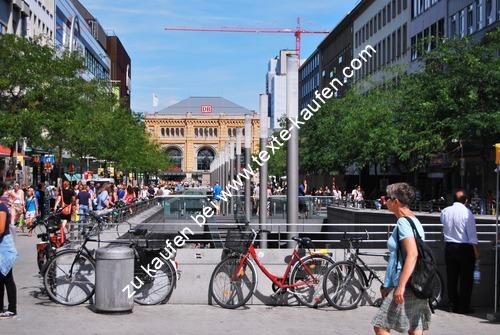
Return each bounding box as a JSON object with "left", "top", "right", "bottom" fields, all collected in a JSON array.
[{"left": 224, "top": 229, "right": 253, "bottom": 254}]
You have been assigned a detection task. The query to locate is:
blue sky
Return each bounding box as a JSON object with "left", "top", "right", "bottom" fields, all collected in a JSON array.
[{"left": 81, "top": 0, "right": 360, "bottom": 113}]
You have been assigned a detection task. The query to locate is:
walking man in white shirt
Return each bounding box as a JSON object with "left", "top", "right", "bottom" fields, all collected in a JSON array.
[{"left": 440, "top": 189, "right": 480, "bottom": 314}]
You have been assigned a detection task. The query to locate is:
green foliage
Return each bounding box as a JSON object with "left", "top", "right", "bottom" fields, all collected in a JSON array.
[
  {"left": 299, "top": 28, "right": 500, "bottom": 173},
  {"left": 0, "top": 34, "right": 171, "bottom": 174}
]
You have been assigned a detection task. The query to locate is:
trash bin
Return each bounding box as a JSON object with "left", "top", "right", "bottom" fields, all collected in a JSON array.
[{"left": 95, "top": 247, "right": 135, "bottom": 313}]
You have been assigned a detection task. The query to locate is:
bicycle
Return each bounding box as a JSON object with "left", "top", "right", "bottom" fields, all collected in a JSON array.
[
  {"left": 42, "top": 220, "right": 178, "bottom": 306},
  {"left": 323, "top": 233, "right": 444, "bottom": 310},
  {"left": 209, "top": 227, "right": 335, "bottom": 309},
  {"left": 29, "top": 210, "right": 67, "bottom": 273}
]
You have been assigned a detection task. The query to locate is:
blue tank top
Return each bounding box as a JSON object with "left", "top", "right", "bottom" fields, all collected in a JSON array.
[{"left": 0, "top": 203, "right": 11, "bottom": 242}]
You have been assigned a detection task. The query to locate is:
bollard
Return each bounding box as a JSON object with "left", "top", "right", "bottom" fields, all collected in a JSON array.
[{"left": 95, "top": 247, "right": 134, "bottom": 313}]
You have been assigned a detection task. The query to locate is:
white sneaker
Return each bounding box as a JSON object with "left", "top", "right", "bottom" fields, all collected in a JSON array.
[{"left": 0, "top": 311, "right": 17, "bottom": 319}]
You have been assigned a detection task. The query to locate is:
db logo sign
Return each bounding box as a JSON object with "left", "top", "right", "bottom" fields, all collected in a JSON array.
[{"left": 201, "top": 105, "right": 212, "bottom": 113}]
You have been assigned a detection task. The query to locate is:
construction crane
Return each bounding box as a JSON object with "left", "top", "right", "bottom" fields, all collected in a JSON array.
[{"left": 165, "top": 17, "right": 330, "bottom": 59}]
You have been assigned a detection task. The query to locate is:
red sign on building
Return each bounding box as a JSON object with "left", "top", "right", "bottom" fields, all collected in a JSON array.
[{"left": 201, "top": 105, "right": 212, "bottom": 113}]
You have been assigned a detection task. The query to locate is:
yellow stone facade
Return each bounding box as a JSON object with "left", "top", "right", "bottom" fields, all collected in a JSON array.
[{"left": 144, "top": 112, "right": 260, "bottom": 183}]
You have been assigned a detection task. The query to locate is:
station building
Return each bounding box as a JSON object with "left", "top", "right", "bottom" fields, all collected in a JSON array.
[{"left": 144, "top": 97, "right": 260, "bottom": 185}]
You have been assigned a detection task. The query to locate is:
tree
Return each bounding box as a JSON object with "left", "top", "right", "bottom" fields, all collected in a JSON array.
[{"left": 0, "top": 34, "right": 55, "bottom": 154}]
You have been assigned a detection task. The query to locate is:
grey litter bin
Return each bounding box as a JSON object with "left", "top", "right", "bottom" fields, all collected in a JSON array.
[{"left": 95, "top": 247, "right": 135, "bottom": 313}]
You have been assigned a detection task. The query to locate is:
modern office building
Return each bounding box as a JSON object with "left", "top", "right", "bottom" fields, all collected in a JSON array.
[
  {"left": 106, "top": 34, "right": 131, "bottom": 108},
  {"left": 408, "top": 0, "right": 446, "bottom": 72},
  {"left": 26, "top": 0, "right": 54, "bottom": 42},
  {"left": 144, "top": 97, "right": 260, "bottom": 184},
  {"left": 352, "top": 0, "right": 411, "bottom": 83},
  {"left": 0, "top": 0, "right": 31, "bottom": 36},
  {"left": 448, "top": 0, "right": 499, "bottom": 39},
  {"left": 55, "top": 0, "right": 110, "bottom": 80},
  {"left": 318, "top": 13, "right": 354, "bottom": 97},
  {"left": 266, "top": 49, "right": 296, "bottom": 129},
  {"left": 298, "top": 49, "right": 320, "bottom": 111}
]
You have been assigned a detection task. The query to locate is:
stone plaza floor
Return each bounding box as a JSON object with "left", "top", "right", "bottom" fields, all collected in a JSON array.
[{"left": 2, "top": 230, "right": 499, "bottom": 335}]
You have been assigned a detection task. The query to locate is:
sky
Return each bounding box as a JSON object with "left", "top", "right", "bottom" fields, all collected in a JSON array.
[{"left": 81, "top": 0, "right": 360, "bottom": 113}]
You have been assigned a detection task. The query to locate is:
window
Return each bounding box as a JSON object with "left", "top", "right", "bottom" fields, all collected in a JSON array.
[
  {"left": 459, "top": 9, "right": 464, "bottom": 37},
  {"left": 416, "top": 32, "right": 423, "bottom": 58},
  {"left": 378, "top": 12, "right": 382, "bottom": 29},
  {"left": 392, "top": 0, "right": 397, "bottom": 18},
  {"left": 176, "top": 128, "right": 180, "bottom": 136},
  {"left": 403, "top": 23, "right": 407, "bottom": 55},
  {"left": 387, "top": 35, "right": 391, "bottom": 64},
  {"left": 370, "top": 18, "right": 373, "bottom": 37},
  {"left": 161, "top": 128, "right": 165, "bottom": 137},
  {"left": 338, "top": 55, "right": 343, "bottom": 64},
  {"left": 476, "top": 0, "right": 483, "bottom": 30},
  {"left": 374, "top": 15, "right": 378, "bottom": 33},
  {"left": 403, "top": 0, "right": 408, "bottom": 10},
  {"left": 467, "top": 5, "right": 474, "bottom": 34},
  {"left": 214, "top": 128, "right": 218, "bottom": 137},
  {"left": 424, "top": 27, "right": 430, "bottom": 52},
  {"left": 322, "top": 70, "right": 325, "bottom": 77},
  {"left": 430, "top": 22, "right": 437, "bottom": 49},
  {"left": 486, "top": 0, "right": 493, "bottom": 24},
  {"left": 392, "top": 31, "right": 397, "bottom": 61},
  {"left": 450, "top": 14, "right": 457, "bottom": 36},
  {"left": 383, "top": 6, "right": 387, "bottom": 25},
  {"left": 398, "top": 0, "right": 402, "bottom": 14},
  {"left": 411, "top": 36, "right": 417, "bottom": 61},
  {"left": 437, "top": 18, "right": 445, "bottom": 37},
  {"left": 388, "top": 4, "right": 392, "bottom": 23},
  {"left": 209, "top": 128, "right": 213, "bottom": 137},
  {"left": 397, "top": 27, "right": 402, "bottom": 58},
  {"left": 166, "top": 147, "right": 183, "bottom": 171}
]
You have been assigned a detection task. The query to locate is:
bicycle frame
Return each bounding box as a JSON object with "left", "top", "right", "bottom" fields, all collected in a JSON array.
[
  {"left": 233, "top": 234, "right": 319, "bottom": 289},
  {"left": 344, "top": 241, "right": 385, "bottom": 288}
]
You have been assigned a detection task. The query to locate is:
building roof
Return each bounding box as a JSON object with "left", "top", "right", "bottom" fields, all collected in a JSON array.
[{"left": 156, "top": 97, "right": 253, "bottom": 115}]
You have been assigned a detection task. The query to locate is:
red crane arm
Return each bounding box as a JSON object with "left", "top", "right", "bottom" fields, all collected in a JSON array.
[{"left": 165, "top": 27, "right": 329, "bottom": 34}]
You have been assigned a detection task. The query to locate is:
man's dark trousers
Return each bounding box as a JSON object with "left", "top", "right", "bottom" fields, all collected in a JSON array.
[{"left": 445, "top": 242, "right": 475, "bottom": 313}]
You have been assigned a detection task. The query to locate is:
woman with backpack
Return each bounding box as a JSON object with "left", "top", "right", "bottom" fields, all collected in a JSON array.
[
  {"left": 54, "top": 181, "right": 75, "bottom": 235},
  {"left": 372, "top": 182, "right": 431, "bottom": 335},
  {"left": 0, "top": 182, "right": 18, "bottom": 319}
]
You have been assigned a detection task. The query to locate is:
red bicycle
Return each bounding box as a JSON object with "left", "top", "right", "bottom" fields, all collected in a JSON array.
[
  {"left": 29, "top": 210, "right": 67, "bottom": 273},
  {"left": 209, "top": 228, "right": 334, "bottom": 309}
]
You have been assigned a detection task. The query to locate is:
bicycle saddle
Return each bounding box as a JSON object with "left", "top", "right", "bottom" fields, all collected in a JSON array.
[
  {"left": 129, "top": 228, "right": 148, "bottom": 236},
  {"left": 292, "top": 236, "right": 313, "bottom": 247}
]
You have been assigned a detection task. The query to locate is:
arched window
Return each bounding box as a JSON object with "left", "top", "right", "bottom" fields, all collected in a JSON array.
[
  {"left": 175, "top": 128, "right": 180, "bottom": 136},
  {"left": 180, "top": 128, "right": 184, "bottom": 136},
  {"left": 214, "top": 128, "right": 217, "bottom": 137},
  {"left": 165, "top": 147, "right": 183, "bottom": 171},
  {"left": 197, "top": 147, "right": 215, "bottom": 171},
  {"left": 166, "top": 128, "right": 170, "bottom": 136},
  {"left": 209, "top": 128, "right": 213, "bottom": 137},
  {"left": 195, "top": 128, "right": 198, "bottom": 137},
  {"left": 161, "top": 128, "right": 165, "bottom": 137}
]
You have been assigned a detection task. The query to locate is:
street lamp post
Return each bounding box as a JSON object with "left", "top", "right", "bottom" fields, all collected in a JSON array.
[
  {"left": 259, "top": 94, "right": 269, "bottom": 248},
  {"left": 487, "top": 143, "right": 500, "bottom": 322},
  {"left": 286, "top": 53, "right": 299, "bottom": 247},
  {"left": 244, "top": 114, "right": 252, "bottom": 223}
]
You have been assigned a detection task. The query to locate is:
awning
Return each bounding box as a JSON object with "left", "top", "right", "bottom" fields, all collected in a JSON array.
[{"left": 64, "top": 173, "right": 82, "bottom": 181}]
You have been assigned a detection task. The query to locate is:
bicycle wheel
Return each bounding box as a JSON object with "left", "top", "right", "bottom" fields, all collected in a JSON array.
[
  {"left": 209, "top": 256, "right": 256, "bottom": 309},
  {"left": 430, "top": 271, "right": 444, "bottom": 308},
  {"left": 289, "top": 254, "right": 335, "bottom": 308},
  {"left": 43, "top": 249, "right": 96, "bottom": 306},
  {"left": 323, "top": 261, "right": 365, "bottom": 310},
  {"left": 134, "top": 260, "right": 176, "bottom": 305}
]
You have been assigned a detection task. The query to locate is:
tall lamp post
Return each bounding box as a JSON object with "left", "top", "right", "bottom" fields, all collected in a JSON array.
[
  {"left": 487, "top": 143, "right": 500, "bottom": 322},
  {"left": 286, "top": 53, "right": 299, "bottom": 247},
  {"left": 259, "top": 94, "right": 269, "bottom": 248}
]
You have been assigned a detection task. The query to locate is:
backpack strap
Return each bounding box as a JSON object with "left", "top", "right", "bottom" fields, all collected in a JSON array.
[{"left": 396, "top": 216, "right": 420, "bottom": 264}]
